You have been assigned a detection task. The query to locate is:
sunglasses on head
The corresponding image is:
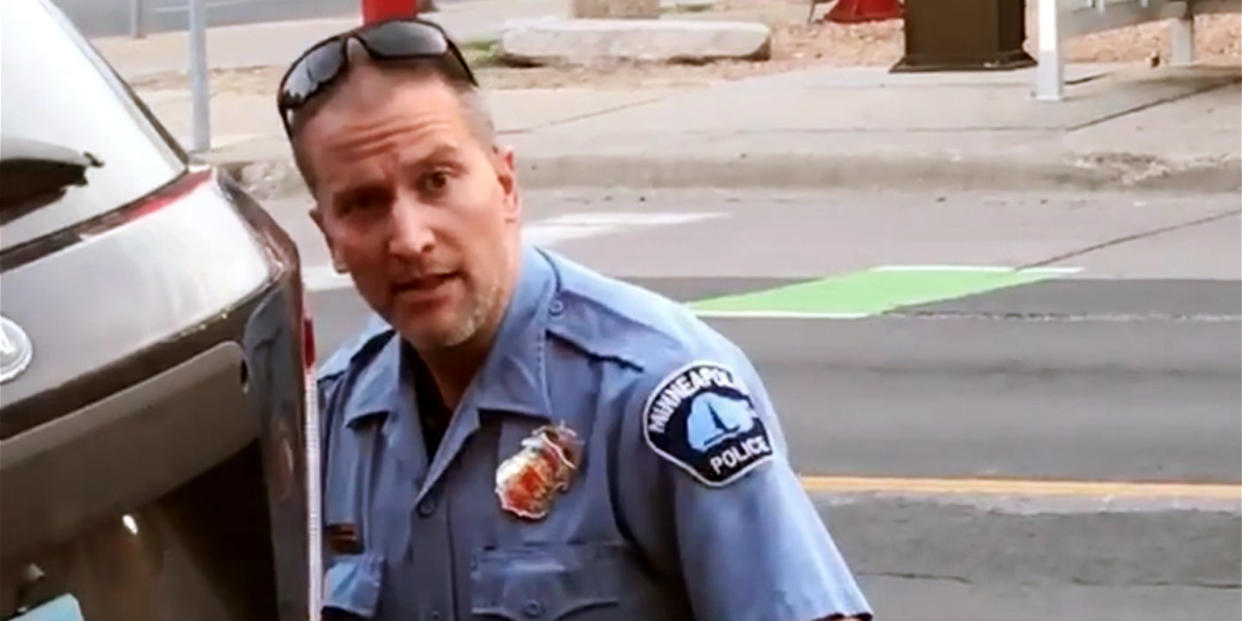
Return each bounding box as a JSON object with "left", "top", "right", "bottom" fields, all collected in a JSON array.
[{"left": 276, "top": 18, "right": 478, "bottom": 136}]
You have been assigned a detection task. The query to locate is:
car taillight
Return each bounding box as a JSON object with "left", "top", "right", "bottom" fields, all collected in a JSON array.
[
  {"left": 302, "top": 311, "right": 316, "bottom": 374},
  {"left": 125, "top": 169, "right": 213, "bottom": 221},
  {"left": 79, "top": 169, "right": 214, "bottom": 240}
]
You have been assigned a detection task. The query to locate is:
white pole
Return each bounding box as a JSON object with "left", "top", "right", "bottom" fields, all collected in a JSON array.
[
  {"left": 129, "top": 0, "right": 144, "bottom": 39},
  {"left": 305, "top": 378, "right": 323, "bottom": 621},
  {"left": 188, "top": 0, "right": 211, "bottom": 153},
  {"left": 1170, "top": 3, "right": 1195, "bottom": 66},
  {"left": 1035, "top": 0, "right": 1064, "bottom": 101}
]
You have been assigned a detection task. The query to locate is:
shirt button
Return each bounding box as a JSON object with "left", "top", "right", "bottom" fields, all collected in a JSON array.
[
  {"left": 522, "top": 599, "right": 545, "bottom": 618},
  {"left": 424, "top": 610, "right": 442, "bottom": 621},
  {"left": 549, "top": 298, "right": 565, "bottom": 315},
  {"left": 416, "top": 497, "right": 437, "bottom": 518}
]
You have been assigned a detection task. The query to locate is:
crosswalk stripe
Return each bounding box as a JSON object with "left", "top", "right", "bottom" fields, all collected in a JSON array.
[{"left": 525, "top": 211, "right": 722, "bottom": 246}]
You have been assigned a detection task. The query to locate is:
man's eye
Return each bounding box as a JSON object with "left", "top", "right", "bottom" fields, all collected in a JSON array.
[{"left": 419, "top": 170, "right": 451, "bottom": 195}]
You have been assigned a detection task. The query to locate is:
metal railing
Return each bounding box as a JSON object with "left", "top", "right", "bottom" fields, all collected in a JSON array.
[{"left": 1036, "top": 0, "right": 1241, "bottom": 101}]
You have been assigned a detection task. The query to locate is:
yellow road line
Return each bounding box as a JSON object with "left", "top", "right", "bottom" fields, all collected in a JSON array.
[{"left": 798, "top": 475, "right": 1241, "bottom": 500}]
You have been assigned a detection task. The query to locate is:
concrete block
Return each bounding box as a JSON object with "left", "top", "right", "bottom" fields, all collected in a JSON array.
[
  {"left": 498, "top": 18, "right": 772, "bottom": 65},
  {"left": 572, "top": 0, "right": 660, "bottom": 18}
]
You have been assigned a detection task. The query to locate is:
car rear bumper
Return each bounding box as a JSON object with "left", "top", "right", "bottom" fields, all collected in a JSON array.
[{"left": 1, "top": 341, "right": 252, "bottom": 562}]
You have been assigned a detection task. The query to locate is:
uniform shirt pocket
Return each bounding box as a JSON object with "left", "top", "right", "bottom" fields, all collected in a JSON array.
[
  {"left": 324, "top": 553, "right": 385, "bottom": 618},
  {"left": 470, "top": 543, "right": 625, "bottom": 620}
]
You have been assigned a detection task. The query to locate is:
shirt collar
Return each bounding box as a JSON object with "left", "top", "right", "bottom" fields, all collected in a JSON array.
[
  {"left": 466, "top": 242, "right": 557, "bottom": 419},
  {"left": 341, "top": 243, "right": 557, "bottom": 427}
]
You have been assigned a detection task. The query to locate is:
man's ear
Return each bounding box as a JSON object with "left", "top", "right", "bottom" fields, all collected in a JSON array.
[
  {"left": 493, "top": 145, "right": 520, "bottom": 221},
  {"left": 310, "top": 206, "right": 349, "bottom": 273}
]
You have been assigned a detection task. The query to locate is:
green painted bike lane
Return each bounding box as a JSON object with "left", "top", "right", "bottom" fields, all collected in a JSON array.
[{"left": 689, "top": 266, "right": 1080, "bottom": 318}]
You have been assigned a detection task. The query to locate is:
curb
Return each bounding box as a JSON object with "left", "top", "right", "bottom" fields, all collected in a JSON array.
[
  {"left": 216, "top": 151, "right": 1242, "bottom": 200},
  {"left": 514, "top": 152, "right": 1242, "bottom": 193}
]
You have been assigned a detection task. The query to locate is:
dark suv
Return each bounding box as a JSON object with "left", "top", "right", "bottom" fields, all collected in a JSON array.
[{"left": 0, "top": 1, "right": 319, "bottom": 619}]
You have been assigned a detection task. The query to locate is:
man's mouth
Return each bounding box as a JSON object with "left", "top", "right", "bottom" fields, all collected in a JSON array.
[{"left": 392, "top": 272, "right": 459, "bottom": 299}]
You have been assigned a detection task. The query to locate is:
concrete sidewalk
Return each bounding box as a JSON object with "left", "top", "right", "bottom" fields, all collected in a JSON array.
[
  {"left": 494, "top": 63, "right": 1241, "bottom": 193},
  {"left": 93, "top": 11, "right": 1241, "bottom": 196}
]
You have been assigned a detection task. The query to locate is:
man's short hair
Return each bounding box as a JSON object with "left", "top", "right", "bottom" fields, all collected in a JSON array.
[{"left": 289, "top": 52, "right": 496, "bottom": 191}]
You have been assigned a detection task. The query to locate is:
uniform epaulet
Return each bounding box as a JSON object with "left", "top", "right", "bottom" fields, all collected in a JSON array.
[{"left": 541, "top": 250, "right": 701, "bottom": 372}]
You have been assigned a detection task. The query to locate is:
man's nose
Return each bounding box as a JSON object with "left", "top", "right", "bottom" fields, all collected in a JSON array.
[{"left": 388, "top": 191, "right": 435, "bottom": 258}]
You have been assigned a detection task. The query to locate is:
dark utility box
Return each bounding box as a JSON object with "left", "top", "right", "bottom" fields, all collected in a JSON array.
[{"left": 892, "top": 0, "right": 1036, "bottom": 71}]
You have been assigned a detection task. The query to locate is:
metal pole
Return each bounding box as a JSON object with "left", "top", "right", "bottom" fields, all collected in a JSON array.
[
  {"left": 129, "top": 0, "right": 144, "bottom": 38},
  {"left": 188, "top": 0, "right": 211, "bottom": 153},
  {"left": 1035, "top": 0, "right": 1064, "bottom": 102},
  {"left": 1170, "top": 3, "right": 1195, "bottom": 66}
]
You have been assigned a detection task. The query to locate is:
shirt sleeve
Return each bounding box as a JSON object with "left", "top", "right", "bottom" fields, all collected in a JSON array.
[{"left": 614, "top": 349, "right": 873, "bottom": 621}]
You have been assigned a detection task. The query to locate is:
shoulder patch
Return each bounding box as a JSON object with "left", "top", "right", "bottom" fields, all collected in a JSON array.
[{"left": 642, "top": 362, "right": 775, "bottom": 487}]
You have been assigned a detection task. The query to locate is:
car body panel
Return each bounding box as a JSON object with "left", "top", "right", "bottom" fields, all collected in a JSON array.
[
  {"left": 0, "top": 170, "right": 274, "bottom": 434},
  {"left": 1, "top": 342, "right": 254, "bottom": 561},
  {"left": 0, "top": 1, "right": 317, "bottom": 618}
]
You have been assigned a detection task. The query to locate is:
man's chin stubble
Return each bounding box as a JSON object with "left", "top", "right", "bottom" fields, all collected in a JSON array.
[{"left": 411, "top": 284, "right": 497, "bottom": 352}]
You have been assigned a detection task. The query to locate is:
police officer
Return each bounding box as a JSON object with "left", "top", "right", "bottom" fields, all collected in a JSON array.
[{"left": 277, "top": 17, "right": 873, "bottom": 621}]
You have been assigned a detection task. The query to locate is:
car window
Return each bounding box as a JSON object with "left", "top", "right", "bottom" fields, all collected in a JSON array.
[{"left": 0, "top": 0, "right": 187, "bottom": 252}]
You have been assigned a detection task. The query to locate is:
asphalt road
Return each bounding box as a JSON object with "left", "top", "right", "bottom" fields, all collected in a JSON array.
[
  {"left": 309, "top": 278, "right": 1242, "bottom": 484},
  {"left": 296, "top": 188, "right": 1241, "bottom": 484},
  {"left": 283, "top": 188, "right": 1240, "bottom": 619}
]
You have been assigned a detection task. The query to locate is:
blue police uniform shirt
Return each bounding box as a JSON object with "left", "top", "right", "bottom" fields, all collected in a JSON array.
[{"left": 316, "top": 243, "right": 873, "bottom": 621}]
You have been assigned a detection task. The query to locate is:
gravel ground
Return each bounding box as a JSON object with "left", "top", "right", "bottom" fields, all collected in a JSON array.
[{"left": 131, "top": 0, "right": 1240, "bottom": 93}]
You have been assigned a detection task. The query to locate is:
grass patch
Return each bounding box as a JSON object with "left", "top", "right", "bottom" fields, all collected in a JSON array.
[
  {"left": 662, "top": 4, "right": 715, "bottom": 14},
  {"left": 461, "top": 38, "right": 500, "bottom": 68},
  {"left": 462, "top": 37, "right": 499, "bottom": 52}
]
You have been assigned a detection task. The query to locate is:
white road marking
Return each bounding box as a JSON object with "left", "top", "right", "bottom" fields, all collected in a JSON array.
[
  {"left": 524, "top": 211, "right": 720, "bottom": 246},
  {"left": 692, "top": 310, "right": 871, "bottom": 320},
  {"left": 303, "top": 211, "right": 724, "bottom": 291},
  {"left": 523, "top": 224, "right": 616, "bottom": 246},
  {"left": 535, "top": 212, "right": 720, "bottom": 226}
]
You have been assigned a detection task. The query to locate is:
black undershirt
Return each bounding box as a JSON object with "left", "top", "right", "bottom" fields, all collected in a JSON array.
[{"left": 406, "top": 344, "right": 452, "bottom": 459}]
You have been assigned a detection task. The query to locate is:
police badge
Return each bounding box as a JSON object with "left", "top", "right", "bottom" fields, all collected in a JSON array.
[{"left": 495, "top": 422, "right": 583, "bottom": 520}]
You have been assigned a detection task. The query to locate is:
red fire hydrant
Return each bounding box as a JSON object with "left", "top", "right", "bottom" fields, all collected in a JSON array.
[
  {"left": 826, "top": 0, "right": 902, "bottom": 23},
  {"left": 361, "top": 0, "right": 419, "bottom": 24}
]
